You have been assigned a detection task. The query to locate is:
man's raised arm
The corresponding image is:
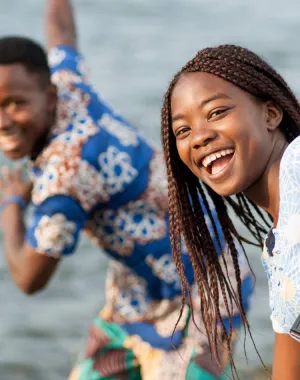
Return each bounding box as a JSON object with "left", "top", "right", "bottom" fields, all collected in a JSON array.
[{"left": 46, "top": 0, "right": 77, "bottom": 50}]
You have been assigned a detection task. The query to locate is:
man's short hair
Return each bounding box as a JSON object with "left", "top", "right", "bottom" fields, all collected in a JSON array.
[{"left": 0, "top": 36, "right": 50, "bottom": 86}]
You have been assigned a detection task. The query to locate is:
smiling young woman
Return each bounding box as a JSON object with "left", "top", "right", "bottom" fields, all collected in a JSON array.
[
  {"left": 161, "top": 45, "right": 300, "bottom": 379},
  {"left": 171, "top": 72, "right": 284, "bottom": 198}
]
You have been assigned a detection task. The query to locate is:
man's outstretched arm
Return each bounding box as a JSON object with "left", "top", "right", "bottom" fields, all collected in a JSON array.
[
  {"left": 46, "top": 0, "right": 77, "bottom": 50},
  {"left": 0, "top": 0, "right": 81, "bottom": 295},
  {"left": 0, "top": 168, "right": 60, "bottom": 295}
]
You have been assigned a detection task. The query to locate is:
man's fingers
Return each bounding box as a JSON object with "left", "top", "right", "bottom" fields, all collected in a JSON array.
[
  {"left": 1, "top": 166, "right": 26, "bottom": 183},
  {"left": 14, "top": 166, "right": 24, "bottom": 181},
  {"left": 1, "top": 166, "right": 12, "bottom": 183}
]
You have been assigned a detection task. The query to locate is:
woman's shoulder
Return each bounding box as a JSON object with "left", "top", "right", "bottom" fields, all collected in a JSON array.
[
  {"left": 281, "top": 136, "right": 300, "bottom": 169},
  {"left": 277, "top": 136, "right": 300, "bottom": 231},
  {"left": 279, "top": 136, "right": 300, "bottom": 187}
]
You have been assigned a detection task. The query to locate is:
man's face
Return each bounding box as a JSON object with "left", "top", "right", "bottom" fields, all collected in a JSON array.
[{"left": 0, "top": 63, "right": 56, "bottom": 159}]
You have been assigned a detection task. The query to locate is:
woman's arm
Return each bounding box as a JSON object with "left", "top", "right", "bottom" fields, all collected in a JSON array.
[{"left": 272, "top": 333, "right": 300, "bottom": 380}]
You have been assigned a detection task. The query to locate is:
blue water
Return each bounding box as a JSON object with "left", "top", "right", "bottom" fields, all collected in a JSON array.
[{"left": 1, "top": 0, "right": 300, "bottom": 378}]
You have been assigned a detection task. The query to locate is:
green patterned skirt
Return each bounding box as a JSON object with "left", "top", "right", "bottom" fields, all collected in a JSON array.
[{"left": 69, "top": 316, "right": 233, "bottom": 380}]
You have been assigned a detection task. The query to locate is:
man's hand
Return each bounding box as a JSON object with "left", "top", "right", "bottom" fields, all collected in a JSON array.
[
  {"left": 46, "top": 0, "right": 77, "bottom": 50},
  {"left": 0, "top": 165, "right": 59, "bottom": 294},
  {"left": 0, "top": 166, "right": 32, "bottom": 204}
]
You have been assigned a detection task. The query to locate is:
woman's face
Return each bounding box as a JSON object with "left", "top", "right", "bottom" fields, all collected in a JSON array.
[{"left": 171, "top": 72, "right": 283, "bottom": 196}]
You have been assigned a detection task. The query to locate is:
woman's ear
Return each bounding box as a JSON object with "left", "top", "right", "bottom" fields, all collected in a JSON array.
[{"left": 265, "top": 101, "right": 283, "bottom": 131}]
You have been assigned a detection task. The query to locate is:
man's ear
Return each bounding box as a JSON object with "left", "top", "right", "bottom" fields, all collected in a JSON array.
[
  {"left": 46, "top": 84, "right": 58, "bottom": 112},
  {"left": 265, "top": 101, "right": 283, "bottom": 131}
]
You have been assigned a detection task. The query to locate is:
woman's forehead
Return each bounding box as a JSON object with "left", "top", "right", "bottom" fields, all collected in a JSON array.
[
  {"left": 173, "top": 72, "right": 243, "bottom": 99},
  {"left": 170, "top": 72, "right": 250, "bottom": 115}
]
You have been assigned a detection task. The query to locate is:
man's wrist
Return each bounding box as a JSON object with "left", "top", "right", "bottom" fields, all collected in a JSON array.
[{"left": 0, "top": 195, "right": 27, "bottom": 215}]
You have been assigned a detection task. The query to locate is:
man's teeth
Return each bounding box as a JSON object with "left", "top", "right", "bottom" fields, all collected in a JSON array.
[
  {"left": 0, "top": 130, "right": 21, "bottom": 140},
  {"left": 201, "top": 149, "right": 234, "bottom": 168}
]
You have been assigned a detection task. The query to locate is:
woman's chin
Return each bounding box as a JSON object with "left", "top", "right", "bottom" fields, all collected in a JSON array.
[{"left": 209, "top": 181, "right": 242, "bottom": 197}]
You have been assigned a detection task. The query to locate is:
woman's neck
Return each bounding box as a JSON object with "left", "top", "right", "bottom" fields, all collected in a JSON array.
[{"left": 244, "top": 134, "right": 288, "bottom": 227}]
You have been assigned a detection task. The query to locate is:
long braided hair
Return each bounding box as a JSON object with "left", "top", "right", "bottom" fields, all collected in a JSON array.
[{"left": 161, "top": 45, "right": 300, "bottom": 376}]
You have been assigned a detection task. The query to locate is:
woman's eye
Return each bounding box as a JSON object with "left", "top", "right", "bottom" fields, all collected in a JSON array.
[
  {"left": 175, "top": 127, "right": 189, "bottom": 137},
  {"left": 209, "top": 108, "right": 228, "bottom": 119}
]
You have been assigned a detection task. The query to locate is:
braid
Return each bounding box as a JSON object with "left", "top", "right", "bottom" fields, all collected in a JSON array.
[{"left": 161, "top": 44, "right": 300, "bottom": 378}]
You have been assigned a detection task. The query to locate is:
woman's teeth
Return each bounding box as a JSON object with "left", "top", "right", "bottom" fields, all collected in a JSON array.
[{"left": 201, "top": 148, "right": 235, "bottom": 168}]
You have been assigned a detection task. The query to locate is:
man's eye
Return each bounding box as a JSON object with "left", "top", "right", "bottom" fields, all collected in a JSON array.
[{"left": 6, "top": 100, "right": 25, "bottom": 112}]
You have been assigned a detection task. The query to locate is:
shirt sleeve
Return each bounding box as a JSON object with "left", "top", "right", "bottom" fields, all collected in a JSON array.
[
  {"left": 268, "top": 136, "right": 300, "bottom": 338},
  {"left": 25, "top": 155, "right": 91, "bottom": 257},
  {"left": 25, "top": 195, "right": 86, "bottom": 257},
  {"left": 48, "top": 45, "right": 89, "bottom": 86}
]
